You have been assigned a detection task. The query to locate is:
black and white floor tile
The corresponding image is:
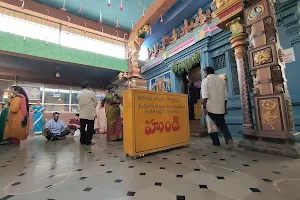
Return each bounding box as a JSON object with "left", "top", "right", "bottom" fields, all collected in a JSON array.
[{"left": 0, "top": 135, "right": 299, "bottom": 200}]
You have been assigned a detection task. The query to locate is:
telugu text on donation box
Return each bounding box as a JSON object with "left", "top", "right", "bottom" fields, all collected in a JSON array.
[{"left": 133, "top": 91, "right": 190, "bottom": 153}]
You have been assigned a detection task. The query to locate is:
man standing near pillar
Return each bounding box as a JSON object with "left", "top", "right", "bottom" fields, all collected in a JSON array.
[
  {"left": 201, "top": 67, "right": 233, "bottom": 149},
  {"left": 77, "top": 81, "right": 97, "bottom": 146}
]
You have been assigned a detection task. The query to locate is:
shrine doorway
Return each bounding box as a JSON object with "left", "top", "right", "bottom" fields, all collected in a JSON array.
[
  {"left": 180, "top": 66, "right": 202, "bottom": 120},
  {"left": 180, "top": 66, "right": 206, "bottom": 136}
]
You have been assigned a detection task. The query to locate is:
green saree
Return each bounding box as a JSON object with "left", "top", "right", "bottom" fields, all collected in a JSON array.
[
  {"left": 0, "top": 107, "right": 9, "bottom": 142},
  {"left": 105, "top": 93, "right": 123, "bottom": 141}
]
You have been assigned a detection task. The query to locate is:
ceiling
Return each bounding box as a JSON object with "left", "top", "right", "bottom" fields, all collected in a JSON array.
[
  {"left": 142, "top": 0, "right": 212, "bottom": 48},
  {"left": 34, "top": 0, "right": 156, "bottom": 32},
  {"left": 0, "top": 53, "right": 119, "bottom": 88}
]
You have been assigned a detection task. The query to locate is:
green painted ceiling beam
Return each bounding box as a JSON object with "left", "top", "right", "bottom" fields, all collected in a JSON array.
[{"left": 0, "top": 31, "right": 128, "bottom": 72}]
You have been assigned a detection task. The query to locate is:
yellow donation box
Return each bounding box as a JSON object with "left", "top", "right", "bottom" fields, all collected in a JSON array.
[{"left": 123, "top": 89, "right": 190, "bottom": 157}]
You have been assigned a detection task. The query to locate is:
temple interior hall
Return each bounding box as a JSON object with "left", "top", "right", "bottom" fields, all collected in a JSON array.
[{"left": 1, "top": 0, "right": 300, "bottom": 199}]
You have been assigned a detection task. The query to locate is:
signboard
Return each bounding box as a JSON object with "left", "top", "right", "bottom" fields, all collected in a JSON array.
[
  {"left": 283, "top": 48, "right": 296, "bottom": 63},
  {"left": 123, "top": 89, "right": 190, "bottom": 157},
  {"left": 53, "top": 93, "right": 61, "bottom": 98},
  {"left": 150, "top": 71, "right": 172, "bottom": 92}
]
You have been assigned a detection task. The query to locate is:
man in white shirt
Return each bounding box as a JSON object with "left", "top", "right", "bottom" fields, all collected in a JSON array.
[
  {"left": 77, "top": 81, "right": 97, "bottom": 146},
  {"left": 201, "top": 67, "right": 233, "bottom": 149}
]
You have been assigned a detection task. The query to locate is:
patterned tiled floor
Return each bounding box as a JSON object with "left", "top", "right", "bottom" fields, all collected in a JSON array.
[{"left": 0, "top": 135, "right": 300, "bottom": 200}]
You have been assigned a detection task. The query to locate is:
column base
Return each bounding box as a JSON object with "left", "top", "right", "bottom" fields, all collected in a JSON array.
[
  {"left": 238, "top": 139, "right": 300, "bottom": 158},
  {"left": 238, "top": 129, "right": 300, "bottom": 158},
  {"left": 189, "top": 120, "right": 208, "bottom": 137}
]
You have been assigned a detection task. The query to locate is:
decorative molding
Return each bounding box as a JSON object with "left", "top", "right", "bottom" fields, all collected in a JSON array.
[
  {"left": 249, "top": 42, "right": 279, "bottom": 70},
  {"left": 213, "top": 0, "right": 242, "bottom": 17},
  {"left": 244, "top": 0, "right": 271, "bottom": 28}
]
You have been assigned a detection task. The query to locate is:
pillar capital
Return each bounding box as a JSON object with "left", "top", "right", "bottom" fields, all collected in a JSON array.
[{"left": 227, "top": 18, "right": 248, "bottom": 59}]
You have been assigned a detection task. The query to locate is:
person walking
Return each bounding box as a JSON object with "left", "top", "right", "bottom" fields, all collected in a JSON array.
[
  {"left": 201, "top": 67, "right": 233, "bottom": 150},
  {"left": 77, "top": 81, "right": 97, "bottom": 146},
  {"left": 3, "top": 86, "right": 29, "bottom": 145}
]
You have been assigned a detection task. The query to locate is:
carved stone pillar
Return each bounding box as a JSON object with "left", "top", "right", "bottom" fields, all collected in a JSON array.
[
  {"left": 212, "top": 0, "right": 298, "bottom": 157},
  {"left": 227, "top": 18, "right": 254, "bottom": 130},
  {"left": 236, "top": 0, "right": 299, "bottom": 158},
  {"left": 244, "top": 0, "right": 295, "bottom": 135},
  {"left": 121, "top": 32, "right": 147, "bottom": 90}
]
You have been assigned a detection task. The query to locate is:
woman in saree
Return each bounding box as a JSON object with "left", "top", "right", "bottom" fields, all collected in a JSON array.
[
  {"left": 31, "top": 100, "right": 44, "bottom": 135},
  {"left": 0, "top": 99, "right": 9, "bottom": 143},
  {"left": 105, "top": 86, "right": 123, "bottom": 141},
  {"left": 3, "top": 86, "right": 29, "bottom": 145},
  {"left": 94, "top": 98, "right": 107, "bottom": 134}
]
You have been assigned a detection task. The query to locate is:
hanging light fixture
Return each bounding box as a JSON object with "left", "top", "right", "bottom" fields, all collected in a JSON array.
[
  {"left": 108, "top": 0, "right": 111, "bottom": 6},
  {"left": 67, "top": 16, "right": 71, "bottom": 29},
  {"left": 84, "top": 22, "right": 87, "bottom": 33},
  {"left": 19, "top": 0, "right": 25, "bottom": 10},
  {"left": 160, "top": 14, "right": 163, "bottom": 23},
  {"left": 295, "top": 2, "right": 300, "bottom": 18},
  {"left": 78, "top": 4, "right": 83, "bottom": 14},
  {"left": 116, "top": 17, "right": 119, "bottom": 28},
  {"left": 99, "top": 9, "right": 102, "bottom": 24},
  {"left": 61, "top": 0, "right": 67, "bottom": 11},
  {"left": 46, "top": 9, "right": 50, "bottom": 21},
  {"left": 100, "top": 26, "right": 104, "bottom": 37},
  {"left": 56, "top": 66, "right": 60, "bottom": 78},
  {"left": 120, "top": 0, "right": 124, "bottom": 11},
  {"left": 143, "top": 7, "right": 146, "bottom": 18}
]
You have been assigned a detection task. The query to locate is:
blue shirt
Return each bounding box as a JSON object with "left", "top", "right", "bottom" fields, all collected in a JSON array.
[{"left": 45, "top": 119, "right": 67, "bottom": 135}]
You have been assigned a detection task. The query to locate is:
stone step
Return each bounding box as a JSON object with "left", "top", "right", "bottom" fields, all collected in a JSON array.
[{"left": 189, "top": 122, "right": 208, "bottom": 137}]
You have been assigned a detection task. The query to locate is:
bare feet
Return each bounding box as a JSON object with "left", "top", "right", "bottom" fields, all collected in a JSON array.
[{"left": 227, "top": 139, "right": 233, "bottom": 150}]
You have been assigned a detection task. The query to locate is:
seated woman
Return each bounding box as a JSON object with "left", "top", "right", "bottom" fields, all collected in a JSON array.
[{"left": 44, "top": 112, "right": 70, "bottom": 141}]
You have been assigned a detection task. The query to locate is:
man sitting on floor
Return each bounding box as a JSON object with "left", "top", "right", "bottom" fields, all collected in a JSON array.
[
  {"left": 68, "top": 113, "right": 80, "bottom": 135},
  {"left": 44, "top": 112, "right": 71, "bottom": 141}
]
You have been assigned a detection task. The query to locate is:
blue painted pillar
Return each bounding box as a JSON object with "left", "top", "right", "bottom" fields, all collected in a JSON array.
[
  {"left": 199, "top": 44, "right": 209, "bottom": 125},
  {"left": 200, "top": 39, "right": 210, "bottom": 79},
  {"left": 171, "top": 67, "right": 181, "bottom": 93},
  {"left": 146, "top": 80, "right": 150, "bottom": 90}
]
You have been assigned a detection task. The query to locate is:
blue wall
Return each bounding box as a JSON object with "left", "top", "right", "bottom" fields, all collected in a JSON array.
[
  {"left": 141, "top": 0, "right": 300, "bottom": 138},
  {"left": 142, "top": 29, "right": 248, "bottom": 138},
  {"left": 277, "top": 0, "right": 300, "bottom": 131}
]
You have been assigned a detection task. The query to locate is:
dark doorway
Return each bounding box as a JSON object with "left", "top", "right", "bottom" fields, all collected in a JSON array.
[{"left": 180, "top": 67, "right": 202, "bottom": 120}]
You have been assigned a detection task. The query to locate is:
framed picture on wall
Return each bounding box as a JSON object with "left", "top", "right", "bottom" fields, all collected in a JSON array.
[
  {"left": 150, "top": 71, "right": 172, "bottom": 92},
  {"left": 23, "top": 86, "right": 41, "bottom": 100}
]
